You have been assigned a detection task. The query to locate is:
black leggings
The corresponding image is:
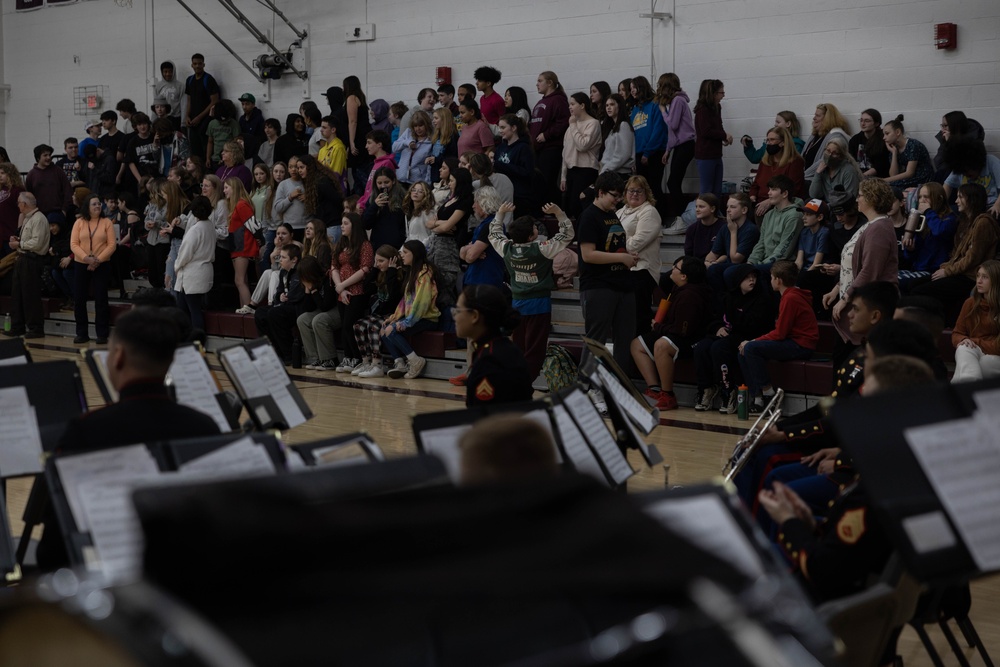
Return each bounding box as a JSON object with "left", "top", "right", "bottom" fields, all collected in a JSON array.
[
  {"left": 636, "top": 149, "right": 666, "bottom": 220},
  {"left": 666, "top": 140, "right": 695, "bottom": 219}
]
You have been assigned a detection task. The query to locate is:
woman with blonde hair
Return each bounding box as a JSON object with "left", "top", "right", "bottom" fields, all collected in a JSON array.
[
  {"left": 742, "top": 110, "right": 804, "bottom": 163},
  {"left": 158, "top": 179, "right": 190, "bottom": 291},
  {"left": 748, "top": 126, "right": 805, "bottom": 218},
  {"left": 429, "top": 108, "right": 458, "bottom": 183},
  {"left": 223, "top": 176, "right": 260, "bottom": 308},
  {"left": 619, "top": 175, "right": 662, "bottom": 335},
  {"left": 952, "top": 260, "right": 1000, "bottom": 382},
  {"left": 403, "top": 181, "right": 436, "bottom": 243},
  {"left": 214, "top": 139, "right": 252, "bottom": 190},
  {"left": 802, "top": 102, "right": 851, "bottom": 180}
]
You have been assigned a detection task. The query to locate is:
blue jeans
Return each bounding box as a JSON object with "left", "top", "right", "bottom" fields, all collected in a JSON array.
[
  {"left": 52, "top": 265, "right": 75, "bottom": 299},
  {"left": 696, "top": 158, "right": 724, "bottom": 197},
  {"left": 381, "top": 318, "right": 437, "bottom": 359},
  {"left": 258, "top": 229, "right": 276, "bottom": 275},
  {"left": 738, "top": 338, "right": 812, "bottom": 396}
]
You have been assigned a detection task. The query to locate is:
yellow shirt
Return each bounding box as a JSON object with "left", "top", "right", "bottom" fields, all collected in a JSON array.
[{"left": 318, "top": 137, "right": 347, "bottom": 176}]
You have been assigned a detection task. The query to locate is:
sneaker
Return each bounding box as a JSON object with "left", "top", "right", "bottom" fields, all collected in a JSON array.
[
  {"left": 719, "top": 391, "right": 738, "bottom": 414},
  {"left": 662, "top": 217, "right": 688, "bottom": 235},
  {"left": 235, "top": 305, "right": 255, "bottom": 315},
  {"left": 694, "top": 385, "right": 718, "bottom": 411},
  {"left": 336, "top": 357, "right": 358, "bottom": 373},
  {"left": 387, "top": 358, "right": 408, "bottom": 379},
  {"left": 358, "top": 364, "right": 385, "bottom": 378},
  {"left": 316, "top": 359, "right": 339, "bottom": 371},
  {"left": 643, "top": 387, "right": 661, "bottom": 404},
  {"left": 656, "top": 392, "right": 679, "bottom": 411},
  {"left": 588, "top": 389, "right": 608, "bottom": 416},
  {"left": 749, "top": 396, "right": 765, "bottom": 415},
  {"left": 304, "top": 360, "right": 321, "bottom": 370},
  {"left": 449, "top": 373, "right": 467, "bottom": 386},
  {"left": 351, "top": 360, "right": 371, "bottom": 376},
  {"left": 404, "top": 355, "right": 427, "bottom": 379}
]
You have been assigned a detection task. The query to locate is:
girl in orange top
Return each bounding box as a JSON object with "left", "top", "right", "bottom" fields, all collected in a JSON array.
[
  {"left": 70, "top": 193, "right": 116, "bottom": 344},
  {"left": 952, "top": 260, "right": 1000, "bottom": 383},
  {"left": 224, "top": 176, "right": 261, "bottom": 308}
]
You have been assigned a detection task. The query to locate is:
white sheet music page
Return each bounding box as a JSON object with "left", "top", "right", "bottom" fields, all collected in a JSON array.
[
  {"left": 420, "top": 424, "right": 473, "bottom": 483},
  {"left": 77, "top": 473, "right": 160, "bottom": 584},
  {"left": 176, "top": 436, "right": 277, "bottom": 481},
  {"left": 595, "top": 364, "right": 658, "bottom": 434},
  {"left": 562, "top": 389, "right": 634, "bottom": 485},
  {"left": 0, "top": 386, "right": 45, "bottom": 476},
  {"left": 219, "top": 346, "right": 269, "bottom": 398},
  {"left": 89, "top": 349, "right": 119, "bottom": 402},
  {"left": 54, "top": 444, "right": 160, "bottom": 533},
  {"left": 644, "top": 495, "right": 766, "bottom": 579},
  {"left": 905, "top": 418, "right": 1000, "bottom": 572},
  {"left": 590, "top": 372, "right": 663, "bottom": 467},
  {"left": 167, "top": 346, "right": 230, "bottom": 432},
  {"left": 0, "top": 355, "right": 28, "bottom": 366},
  {"left": 551, "top": 404, "right": 609, "bottom": 486},
  {"left": 251, "top": 345, "right": 308, "bottom": 428}
]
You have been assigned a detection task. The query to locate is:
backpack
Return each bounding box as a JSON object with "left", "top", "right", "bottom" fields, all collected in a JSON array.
[{"left": 541, "top": 344, "right": 578, "bottom": 393}]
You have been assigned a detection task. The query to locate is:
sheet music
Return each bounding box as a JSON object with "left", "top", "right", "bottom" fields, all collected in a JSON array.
[
  {"left": 219, "top": 346, "right": 270, "bottom": 398},
  {"left": 562, "top": 389, "right": 634, "bottom": 485},
  {"left": 167, "top": 346, "right": 230, "bottom": 432},
  {"left": 420, "top": 424, "right": 473, "bottom": 483},
  {"left": 522, "top": 408, "right": 562, "bottom": 464},
  {"left": 590, "top": 372, "right": 663, "bottom": 466},
  {"left": 905, "top": 418, "right": 1000, "bottom": 571},
  {"left": 285, "top": 449, "right": 309, "bottom": 472},
  {"left": 312, "top": 442, "right": 372, "bottom": 468},
  {"left": 77, "top": 473, "right": 160, "bottom": 583},
  {"left": 54, "top": 444, "right": 160, "bottom": 533},
  {"left": 551, "top": 404, "right": 609, "bottom": 485},
  {"left": 595, "top": 364, "right": 658, "bottom": 434},
  {"left": 0, "top": 355, "right": 28, "bottom": 366},
  {"left": 176, "top": 436, "right": 277, "bottom": 481},
  {"left": 903, "top": 511, "right": 958, "bottom": 555},
  {"left": 89, "top": 349, "right": 119, "bottom": 403},
  {"left": 250, "top": 345, "right": 308, "bottom": 428},
  {"left": 0, "top": 386, "right": 44, "bottom": 477},
  {"left": 644, "top": 495, "right": 766, "bottom": 579}
]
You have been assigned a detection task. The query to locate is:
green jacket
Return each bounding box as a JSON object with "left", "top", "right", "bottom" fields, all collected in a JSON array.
[{"left": 748, "top": 198, "right": 804, "bottom": 265}]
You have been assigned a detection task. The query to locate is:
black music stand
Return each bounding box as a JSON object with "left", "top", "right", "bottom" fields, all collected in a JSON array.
[
  {"left": 0, "top": 337, "right": 31, "bottom": 365},
  {"left": 289, "top": 433, "right": 385, "bottom": 468},
  {"left": 217, "top": 338, "right": 313, "bottom": 430}
]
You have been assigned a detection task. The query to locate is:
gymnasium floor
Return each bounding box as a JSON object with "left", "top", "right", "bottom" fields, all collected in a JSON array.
[{"left": 9, "top": 334, "right": 1000, "bottom": 665}]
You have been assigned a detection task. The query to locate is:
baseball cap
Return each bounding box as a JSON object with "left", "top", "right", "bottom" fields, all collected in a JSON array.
[
  {"left": 84, "top": 119, "right": 100, "bottom": 132},
  {"left": 238, "top": 93, "right": 256, "bottom": 104},
  {"left": 801, "top": 198, "right": 830, "bottom": 219}
]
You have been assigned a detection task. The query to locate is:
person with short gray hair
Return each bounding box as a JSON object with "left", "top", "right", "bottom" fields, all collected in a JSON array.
[{"left": 4, "top": 192, "right": 49, "bottom": 338}]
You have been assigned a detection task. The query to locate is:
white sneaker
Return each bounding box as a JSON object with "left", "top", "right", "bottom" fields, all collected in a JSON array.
[
  {"left": 387, "top": 358, "right": 407, "bottom": 379},
  {"left": 235, "top": 305, "right": 255, "bottom": 314},
  {"left": 404, "top": 355, "right": 427, "bottom": 379},
  {"left": 304, "top": 360, "right": 321, "bottom": 370},
  {"left": 358, "top": 364, "right": 385, "bottom": 378},
  {"left": 315, "top": 359, "right": 338, "bottom": 371},
  {"left": 336, "top": 357, "right": 358, "bottom": 373},
  {"left": 661, "top": 217, "right": 688, "bottom": 235},
  {"left": 351, "top": 360, "right": 371, "bottom": 376}
]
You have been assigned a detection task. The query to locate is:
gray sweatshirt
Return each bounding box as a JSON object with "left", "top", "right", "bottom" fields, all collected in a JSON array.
[
  {"left": 600, "top": 122, "right": 635, "bottom": 174},
  {"left": 273, "top": 178, "right": 307, "bottom": 229}
]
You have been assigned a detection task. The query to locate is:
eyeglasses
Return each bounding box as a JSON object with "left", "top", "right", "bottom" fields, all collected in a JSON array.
[
  {"left": 626, "top": 189, "right": 644, "bottom": 196},
  {"left": 450, "top": 307, "right": 475, "bottom": 317},
  {"left": 606, "top": 191, "right": 623, "bottom": 200}
]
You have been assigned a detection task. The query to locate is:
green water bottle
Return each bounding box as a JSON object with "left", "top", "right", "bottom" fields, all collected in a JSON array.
[
  {"left": 737, "top": 384, "right": 749, "bottom": 421},
  {"left": 3, "top": 313, "right": 9, "bottom": 333}
]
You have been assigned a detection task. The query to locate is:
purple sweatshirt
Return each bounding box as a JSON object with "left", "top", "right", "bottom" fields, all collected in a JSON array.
[
  {"left": 662, "top": 91, "right": 696, "bottom": 151},
  {"left": 529, "top": 91, "right": 570, "bottom": 151}
]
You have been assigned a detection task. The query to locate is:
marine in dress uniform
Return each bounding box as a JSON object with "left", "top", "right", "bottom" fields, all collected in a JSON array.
[{"left": 466, "top": 334, "right": 534, "bottom": 407}]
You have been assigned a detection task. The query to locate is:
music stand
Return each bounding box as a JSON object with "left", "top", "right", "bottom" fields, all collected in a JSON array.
[
  {"left": 0, "top": 337, "right": 31, "bottom": 365},
  {"left": 217, "top": 339, "right": 313, "bottom": 430},
  {"left": 289, "top": 433, "right": 385, "bottom": 469}
]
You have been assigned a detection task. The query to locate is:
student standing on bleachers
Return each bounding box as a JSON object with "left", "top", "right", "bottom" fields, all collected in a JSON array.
[
  {"left": 738, "top": 260, "right": 818, "bottom": 413},
  {"left": 490, "top": 202, "right": 574, "bottom": 381},
  {"left": 560, "top": 93, "right": 602, "bottom": 220},
  {"left": 951, "top": 260, "right": 1000, "bottom": 383},
  {"left": 657, "top": 74, "right": 695, "bottom": 228},
  {"left": 630, "top": 76, "right": 668, "bottom": 210},
  {"left": 172, "top": 195, "right": 216, "bottom": 332},
  {"left": 693, "top": 79, "right": 732, "bottom": 198}
]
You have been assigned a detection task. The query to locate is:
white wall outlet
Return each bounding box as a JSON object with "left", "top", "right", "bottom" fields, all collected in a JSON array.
[{"left": 345, "top": 24, "right": 375, "bottom": 42}]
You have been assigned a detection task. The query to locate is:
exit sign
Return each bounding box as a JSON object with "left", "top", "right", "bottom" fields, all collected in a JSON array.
[{"left": 86, "top": 94, "right": 100, "bottom": 108}]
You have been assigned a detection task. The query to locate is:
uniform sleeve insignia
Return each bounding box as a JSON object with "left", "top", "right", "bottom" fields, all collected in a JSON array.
[
  {"left": 836, "top": 508, "right": 867, "bottom": 545},
  {"left": 476, "top": 378, "right": 495, "bottom": 402}
]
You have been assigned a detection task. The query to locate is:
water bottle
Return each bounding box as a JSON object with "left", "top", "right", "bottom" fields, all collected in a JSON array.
[
  {"left": 737, "top": 384, "right": 749, "bottom": 421},
  {"left": 3, "top": 313, "right": 9, "bottom": 333},
  {"left": 291, "top": 339, "right": 303, "bottom": 369}
]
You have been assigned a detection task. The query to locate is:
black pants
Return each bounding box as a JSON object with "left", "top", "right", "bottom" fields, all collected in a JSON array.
[
  {"left": 74, "top": 261, "right": 111, "bottom": 339},
  {"left": 177, "top": 291, "right": 206, "bottom": 331},
  {"left": 255, "top": 303, "right": 299, "bottom": 361},
  {"left": 565, "top": 167, "right": 599, "bottom": 220},
  {"left": 146, "top": 243, "right": 170, "bottom": 289},
  {"left": 636, "top": 149, "right": 666, "bottom": 219},
  {"left": 693, "top": 335, "right": 742, "bottom": 391},
  {"left": 666, "top": 140, "right": 695, "bottom": 219},
  {"left": 535, "top": 147, "right": 563, "bottom": 211},
  {"left": 339, "top": 297, "right": 367, "bottom": 358},
  {"left": 633, "top": 270, "right": 658, "bottom": 337},
  {"left": 10, "top": 253, "right": 45, "bottom": 332}
]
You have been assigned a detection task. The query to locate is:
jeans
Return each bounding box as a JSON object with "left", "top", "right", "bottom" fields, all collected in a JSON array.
[
  {"left": 381, "top": 318, "right": 437, "bottom": 359},
  {"left": 738, "top": 338, "right": 812, "bottom": 396},
  {"left": 176, "top": 290, "right": 206, "bottom": 331},
  {"left": 258, "top": 229, "right": 276, "bottom": 275},
  {"left": 696, "top": 157, "right": 724, "bottom": 197},
  {"left": 52, "top": 265, "right": 76, "bottom": 299}
]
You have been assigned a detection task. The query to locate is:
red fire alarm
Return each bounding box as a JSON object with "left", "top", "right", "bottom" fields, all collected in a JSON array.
[
  {"left": 934, "top": 23, "right": 957, "bottom": 50},
  {"left": 435, "top": 66, "right": 451, "bottom": 87}
]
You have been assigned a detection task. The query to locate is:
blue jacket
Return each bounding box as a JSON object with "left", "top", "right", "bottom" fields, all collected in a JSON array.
[{"left": 630, "top": 101, "right": 668, "bottom": 158}]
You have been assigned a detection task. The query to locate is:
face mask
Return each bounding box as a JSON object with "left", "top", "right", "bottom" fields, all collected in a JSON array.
[
  {"left": 765, "top": 143, "right": 781, "bottom": 156},
  {"left": 825, "top": 155, "right": 841, "bottom": 166}
]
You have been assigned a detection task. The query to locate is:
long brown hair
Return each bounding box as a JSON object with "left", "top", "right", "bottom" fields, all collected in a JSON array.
[
  {"left": 0, "top": 162, "right": 24, "bottom": 189},
  {"left": 332, "top": 212, "right": 368, "bottom": 270},
  {"left": 695, "top": 79, "right": 724, "bottom": 111},
  {"left": 161, "top": 180, "right": 190, "bottom": 221},
  {"left": 303, "top": 218, "right": 332, "bottom": 259},
  {"left": 965, "top": 260, "right": 1000, "bottom": 348},
  {"left": 299, "top": 154, "right": 344, "bottom": 215}
]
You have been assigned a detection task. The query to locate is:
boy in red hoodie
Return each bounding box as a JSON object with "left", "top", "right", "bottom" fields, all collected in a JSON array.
[{"left": 738, "top": 260, "right": 818, "bottom": 413}]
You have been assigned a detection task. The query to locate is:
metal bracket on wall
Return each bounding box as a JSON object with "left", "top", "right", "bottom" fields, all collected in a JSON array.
[{"left": 172, "top": 0, "right": 309, "bottom": 84}]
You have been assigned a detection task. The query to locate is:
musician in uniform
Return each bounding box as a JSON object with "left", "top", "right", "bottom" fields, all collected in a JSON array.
[{"left": 453, "top": 284, "right": 534, "bottom": 407}]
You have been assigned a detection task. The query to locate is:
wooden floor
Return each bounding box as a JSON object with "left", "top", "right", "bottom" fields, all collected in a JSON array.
[{"left": 10, "top": 335, "right": 1000, "bottom": 665}]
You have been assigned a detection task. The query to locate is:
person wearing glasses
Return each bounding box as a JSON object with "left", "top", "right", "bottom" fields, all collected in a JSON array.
[
  {"left": 578, "top": 171, "right": 637, "bottom": 376},
  {"left": 453, "top": 284, "right": 533, "bottom": 407}
]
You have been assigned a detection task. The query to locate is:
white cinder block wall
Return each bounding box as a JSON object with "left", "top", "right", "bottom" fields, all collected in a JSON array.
[{"left": 1, "top": 0, "right": 996, "bottom": 188}]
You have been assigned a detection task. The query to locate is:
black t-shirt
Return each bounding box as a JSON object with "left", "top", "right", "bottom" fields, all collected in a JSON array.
[
  {"left": 185, "top": 72, "right": 221, "bottom": 119},
  {"left": 125, "top": 134, "right": 160, "bottom": 176},
  {"left": 57, "top": 156, "right": 81, "bottom": 185},
  {"left": 577, "top": 203, "right": 631, "bottom": 291},
  {"left": 98, "top": 131, "right": 126, "bottom": 162}
]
